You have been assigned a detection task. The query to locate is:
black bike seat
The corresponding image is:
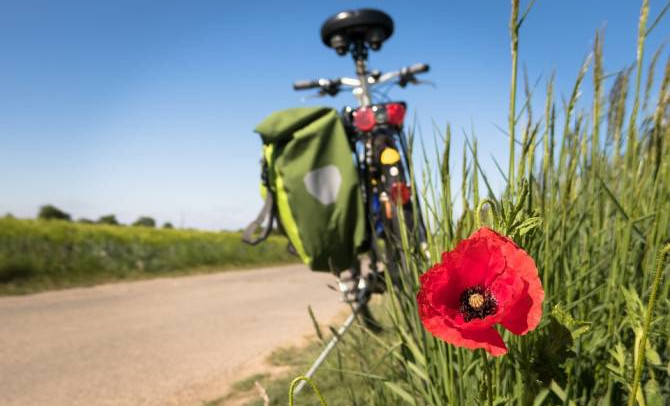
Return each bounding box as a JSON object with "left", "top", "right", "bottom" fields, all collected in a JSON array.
[{"left": 321, "top": 9, "right": 394, "bottom": 51}]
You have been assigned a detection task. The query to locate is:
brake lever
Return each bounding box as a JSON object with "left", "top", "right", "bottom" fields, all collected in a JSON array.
[
  {"left": 398, "top": 72, "right": 415, "bottom": 88},
  {"left": 414, "top": 79, "right": 436, "bottom": 88},
  {"left": 300, "top": 92, "right": 327, "bottom": 102},
  {"left": 397, "top": 76, "right": 436, "bottom": 89}
]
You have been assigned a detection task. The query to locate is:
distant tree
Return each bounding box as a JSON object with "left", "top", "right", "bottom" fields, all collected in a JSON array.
[
  {"left": 4, "top": 213, "right": 15, "bottom": 219},
  {"left": 132, "top": 216, "right": 156, "bottom": 228},
  {"left": 77, "top": 218, "right": 94, "bottom": 224},
  {"left": 38, "top": 205, "right": 71, "bottom": 221},
  {"left": 162, "top": 222, "right": 174, "bottom": 229},
  {"left": 98, "top": 215, "right": 119, "bottom": 225}
]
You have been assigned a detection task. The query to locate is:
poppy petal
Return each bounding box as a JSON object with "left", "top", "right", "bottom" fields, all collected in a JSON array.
[
  {"left": 419, "top": 263, "right": 462, "bottom": 313},
  {"left": 458, "top": 238, "right": 504, "bottom": 289},
  {"left": 499, "top": 233, "right": 544, "bottom": 334},
  {"left": 442, "top": 230, "right": 506, "bottom": 294},
  {"left": 460, "top": 326, "right": 508, "bottom": 356},
  {"left": 487, "top": 269, "right": 524, "bottom": 319},
  {"left": 501, "top": 281, "right": 534, "bottom": 334},
  {"left": 421, "top": 313, "right": 508, "bottom": 356},
  {"left": 500, "top": 278, "right": 544, "bottom": 334}
]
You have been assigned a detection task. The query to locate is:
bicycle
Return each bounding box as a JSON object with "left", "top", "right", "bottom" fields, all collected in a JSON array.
[{"left": 293, "top": 9, "right": 430, "bottom": 329}]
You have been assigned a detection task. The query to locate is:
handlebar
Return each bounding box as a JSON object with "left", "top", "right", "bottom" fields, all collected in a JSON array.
[
  {"left": 397, "top": 63, "right": 429, "bottom": 87},
  {"left": 293, "top": 63, "right": 430, "bottom": 94},
  {"left": 293, "top": 78, "right": 343, "bottom": 96},
  {"left": 293, "top": 80, "right": 321, "bottom": 90},
  {"left": 407, "top": 63, "right": 429, "bottom": 74}
]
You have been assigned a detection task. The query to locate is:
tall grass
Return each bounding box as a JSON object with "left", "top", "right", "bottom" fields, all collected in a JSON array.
[
  {"left": 0, "top": 217, "right": 296, "bottom": 294},
  {"left": 320, "top": 1, "right": 670, "bottom": 404}
]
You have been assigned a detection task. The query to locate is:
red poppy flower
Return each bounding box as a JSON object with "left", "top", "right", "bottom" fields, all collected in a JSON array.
[{"left": 417, "top": 227, "right": 544, "bottom": 356}]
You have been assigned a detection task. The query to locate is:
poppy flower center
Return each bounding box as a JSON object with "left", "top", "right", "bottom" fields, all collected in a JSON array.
[
  {"left": 459, "top": 285, "right": 497, "bottom": 322},
  {"left": 468, "top": 293, "right": 485, "bottom": 309}
]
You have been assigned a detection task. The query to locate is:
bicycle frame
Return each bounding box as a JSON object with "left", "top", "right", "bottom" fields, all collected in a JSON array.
[{"left": 291, "top": 10, "right": 430, "bottom": 394}]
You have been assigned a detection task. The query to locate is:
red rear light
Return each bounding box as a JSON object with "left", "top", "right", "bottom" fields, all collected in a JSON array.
[
  {"left": 390, "top": 182, "right": 411, "bottom": 205},
  {"left": 386, "top": 103, "right": 406, "bottom": 126},
  {"left": 353, "top": 107, "right": 376, "bottom": 132}
]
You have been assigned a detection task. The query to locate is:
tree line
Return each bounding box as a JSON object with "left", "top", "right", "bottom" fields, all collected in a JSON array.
[{"left": 36, "top": 204, "right": 174, "bottom": 229}]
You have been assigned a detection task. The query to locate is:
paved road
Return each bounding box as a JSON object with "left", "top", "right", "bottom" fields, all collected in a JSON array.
[{"left": 0, "top": 265, "right": 345, "bottom": 406}]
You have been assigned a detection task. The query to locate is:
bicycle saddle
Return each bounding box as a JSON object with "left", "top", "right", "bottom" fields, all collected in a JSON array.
[{"left": 321, "top": 9, "right": 394, "bottom": 55}]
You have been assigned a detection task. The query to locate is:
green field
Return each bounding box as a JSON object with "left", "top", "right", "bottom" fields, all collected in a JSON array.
[{"left": 0, "top": 217, "right": 297, "bottom": 295}]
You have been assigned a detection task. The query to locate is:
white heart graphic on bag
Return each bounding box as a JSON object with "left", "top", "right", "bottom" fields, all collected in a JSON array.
[{"left": 303, "top": 165, "right": 342, "bottom": 205}]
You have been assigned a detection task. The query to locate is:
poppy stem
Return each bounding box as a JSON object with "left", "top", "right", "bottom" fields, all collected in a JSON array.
[
  {"left": 475, "top": 198, "right": 500, "bottom": 229},
  {"left": 627, "top": 243, "right": 670, "bottom": 406},
  {"left": 480, "top": 350, "right": 494, "bottom": 406}
]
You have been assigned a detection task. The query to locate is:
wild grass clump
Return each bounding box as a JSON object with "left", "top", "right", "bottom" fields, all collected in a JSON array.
[
  {"left": 0, "top": 217, "right": 296, "bottom": 294},
  {"left": 300, "top": 1, "right": 670, "bottom": 405}
]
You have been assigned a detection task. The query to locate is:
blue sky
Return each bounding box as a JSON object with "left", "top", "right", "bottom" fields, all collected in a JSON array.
[{"left": 1, "top": 1, "right": 668, "bottom": 230}]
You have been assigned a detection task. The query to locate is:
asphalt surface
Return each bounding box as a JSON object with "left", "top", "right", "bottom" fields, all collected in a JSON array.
[{"left": 0, "top": 265, "right": 345, "bottom": 406}]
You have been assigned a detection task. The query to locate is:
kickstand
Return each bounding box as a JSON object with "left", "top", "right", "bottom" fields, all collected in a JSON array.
[{"left": 292, "top": 302, "right": 362, "bottom": 395}]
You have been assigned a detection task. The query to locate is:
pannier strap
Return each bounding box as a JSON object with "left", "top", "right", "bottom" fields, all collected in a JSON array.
[{"left": 242, "top": 192, "right": 275, "bottom": 245}]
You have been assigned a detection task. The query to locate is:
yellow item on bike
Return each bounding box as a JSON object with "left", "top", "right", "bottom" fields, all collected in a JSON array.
[{"left": 380, "top": 148, "right": 401, "bottom": 165}]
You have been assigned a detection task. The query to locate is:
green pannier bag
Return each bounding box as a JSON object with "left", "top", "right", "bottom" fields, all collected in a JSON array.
[{"left": 242, "top": 106, "right": 365, "bottom": 272}]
